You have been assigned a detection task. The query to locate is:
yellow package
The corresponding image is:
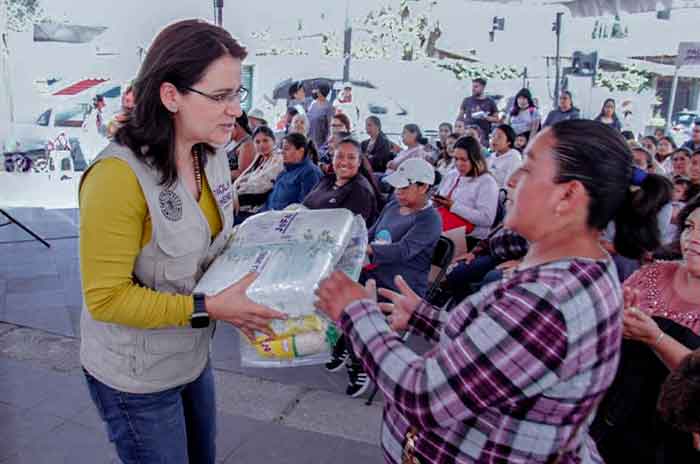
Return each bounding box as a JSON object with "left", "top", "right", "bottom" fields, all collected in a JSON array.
[
  {"left": 253, "top": 337, "right": 295, "bottom": 359},
  {"left": 255, "top": 314, "right": 325, "bottom": 342}
]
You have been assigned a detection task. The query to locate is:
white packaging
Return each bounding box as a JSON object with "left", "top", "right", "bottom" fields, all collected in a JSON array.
[{"left": 194, "top": 208, "right": 368, "bottom": 367}]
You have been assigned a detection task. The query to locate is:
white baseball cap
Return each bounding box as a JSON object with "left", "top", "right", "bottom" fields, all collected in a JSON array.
[{"left": 383, "top": 158, "right": 435, "bottom": 189}]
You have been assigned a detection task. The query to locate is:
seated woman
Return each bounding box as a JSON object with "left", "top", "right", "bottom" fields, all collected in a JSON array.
[
  {"left": 361, "top": 116, "right": 397, "bottom": 174},
  {"left": 325, "top": 158, "right": 442, "bottom": 398},
  {"left": 435, "top": 132, "right": 459, "bottom": 178},
  {"left": 432, "top": 135, "right": 499, "bottom": 255},
  {"left": 303, "top": 137, "right": 379, "bottom": 226},
  {"left": 385, "top": 124, "right": 430, "bottom": 174},
  {"left": 592, "top": 196, "right": 700, "bottom": 463},
  {"left": 225, "top": 112, "right": 254, "bottom": 180},
  {"left": 233, "top": 126, "right": 283, "bottom": 224},
  {"left": 316, "top": 119, "right": 664, "bottom": 463},
  {"left": 487, "top": 123, "right": 522, "bottom": 188},
  {"left": 437, "top": 169, "right": 528, "bottom": 306},
  {"left": 262, "top": 133, "right": 322, "bottom": 211}
]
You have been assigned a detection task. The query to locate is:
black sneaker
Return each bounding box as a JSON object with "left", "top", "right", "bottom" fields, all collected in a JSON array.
[
  {"left": 346, "top": 362, "right": 371, "bottom": 398},
  {"left": 325, "top": 347, "right": 349, "bottom": 372}
]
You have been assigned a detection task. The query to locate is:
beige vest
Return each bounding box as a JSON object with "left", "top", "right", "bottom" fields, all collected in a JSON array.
[{"left": 79, "top": 142, "right": 234, "bottom": 393}]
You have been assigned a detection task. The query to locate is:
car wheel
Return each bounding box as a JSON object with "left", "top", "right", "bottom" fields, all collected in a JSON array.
[
  {"left": 13, "top": 154, "right": 31, "bottom": 173},
  {"left": 33, "top": 158, "right": 49, "bottom": 173}
]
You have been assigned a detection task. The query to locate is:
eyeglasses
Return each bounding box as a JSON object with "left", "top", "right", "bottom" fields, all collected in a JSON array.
[{"left": 184, "top": 86, "right": 249, "bottom": 104}]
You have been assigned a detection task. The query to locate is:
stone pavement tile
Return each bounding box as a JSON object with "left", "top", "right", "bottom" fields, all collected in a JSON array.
[
  {"left": 0, "top": 304, "right": 75, "bottom": 339},
  {"left": 0, "top": 259, "right": 58, "bottom": 280},
  {"left": 2, "top": 420, "right": 119, "bottom": 464},
  {"left": 5, "top": 274, "right": 63, "bottom": 295},
  {"left": 0, "top": 361, "right": 56, "bottom": 410},
  {"left": 281, "top": 389, "right": 383, "bottom": 444},
  {"left": 0, "top": 208, "right": 78, "bottom": 243},
  {"left": 222, "top": 420, "right": 340, "bottom": 464},
  {"left": 29, "top": 371, "right": 93, "bottom": 420},
  {"left": 332, "top": 437, "right": 385, "bottom": 463},
  {"left": 0, "top": 326, "right": 80, "bottom": 372},
  {"left": 215, "top": 412, "right": 267, "bottom": 463},
  {"left": 69, "top": 400, "right": 104, "bottom": 431},
  {"left": 0, "top": 402, "right": 65, "bottom": 460},
  {"left": 214, "top": 370, "right": 306, "bottom": 422}
]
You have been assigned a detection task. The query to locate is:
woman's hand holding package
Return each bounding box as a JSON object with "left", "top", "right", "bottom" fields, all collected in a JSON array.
[{"left": 206, "top": 272, "right": 287, "bottom": 340}]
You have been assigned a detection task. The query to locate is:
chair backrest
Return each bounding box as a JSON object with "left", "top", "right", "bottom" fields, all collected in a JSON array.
[
  {"left": 492, "top": 188, "right": 508, "bottom": 228},
  {"left": 432, "top": 235, "right": 455, "bottom": 270},
  {"left": 426, "top": 236, "right": 455, "bottom": 301}
]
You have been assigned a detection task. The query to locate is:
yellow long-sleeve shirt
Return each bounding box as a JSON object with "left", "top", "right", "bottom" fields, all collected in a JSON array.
[{"left": 79, "top": 158, "right": 222, "bottom": 329}]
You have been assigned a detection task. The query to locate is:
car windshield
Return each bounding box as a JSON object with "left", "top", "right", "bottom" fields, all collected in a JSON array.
[
  {"left": 36, "top": 109, "right": 51, "bottom": 126},
  {"left": 54, "top": 105, "right": 88, "bottom": 128}
]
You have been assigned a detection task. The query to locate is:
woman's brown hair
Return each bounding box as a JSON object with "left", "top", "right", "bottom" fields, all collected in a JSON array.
[{"left": 115, "top": 19, "right": 247, "bottom": 186}]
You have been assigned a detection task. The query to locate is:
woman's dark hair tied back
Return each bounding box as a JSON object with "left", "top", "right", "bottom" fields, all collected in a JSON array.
[{"left": 548, "top": 119, "right": 672, "bottom": 259}]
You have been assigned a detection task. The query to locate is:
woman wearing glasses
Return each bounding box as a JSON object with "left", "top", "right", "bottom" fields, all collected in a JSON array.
[{"left": 78, "top": 20, "right": 286, "bottom": 463}]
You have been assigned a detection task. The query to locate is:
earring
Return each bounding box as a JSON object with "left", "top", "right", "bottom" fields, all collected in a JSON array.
[{"left": 170, "top": 107, "right": 178, "bottom": 113}]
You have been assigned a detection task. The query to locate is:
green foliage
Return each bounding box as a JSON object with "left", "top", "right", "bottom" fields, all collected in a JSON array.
[
  {"left": 6, "top": 0, "right": 45, "bottom": 32},
  {"left": 594, "top": 64, "right": 654, "bottom": 94},
  {"left": 436, "top": 60, "right": 522, "bottom": 81}
]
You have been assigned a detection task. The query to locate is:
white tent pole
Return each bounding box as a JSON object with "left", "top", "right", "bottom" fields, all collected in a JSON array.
[{"left": 665, "top": 65, "right": 680, "bottom": 134}]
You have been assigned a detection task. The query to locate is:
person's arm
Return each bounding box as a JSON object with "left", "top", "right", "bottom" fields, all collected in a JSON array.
[
  {"left": 543, "top": 111, "right": 554, "bottom": 128},
  {"left": 236, "top": 141, "right": 256, "bottom": 176},
  {"left": 339, "top": 283, "right": 568, "bottom": 429},
  {"left": 371, "top": 210, "right": 441, "bottom": 266},
  {"left": 80, "top": 159, "right": 195, "bottom": 329},
  {"left": 450, "top": 176, "right": 499, "bottom": 228},
  {"left": 345, "top": 182, "right": 376, "bottom": 224},
  {"left": 457, "top": 99, "right": 467, "bottom": 122},
  {"left": 297, "top": 168, "right": 322, "bottom": 203},
  {"left": 238, "top": 156, "right": 283, "bottom": 194},
  {"left": 484, "top": 100, "right": 501, "bottom": 123}
]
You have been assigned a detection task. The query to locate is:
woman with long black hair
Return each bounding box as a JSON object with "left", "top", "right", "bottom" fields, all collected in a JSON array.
[
  {"left": 594, "top": 98, "right": 623, "bottom": 131},
  {"left": 507, "top": 87, "right": 541, "bottom": 139},
  {"left": 315, "top": 119, "right": 669, "bottom": 463}
]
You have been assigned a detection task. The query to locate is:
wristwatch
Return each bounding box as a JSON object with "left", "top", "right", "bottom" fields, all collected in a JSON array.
[{"left": 191, "top": 293, "right": 210, "bottom": 328}]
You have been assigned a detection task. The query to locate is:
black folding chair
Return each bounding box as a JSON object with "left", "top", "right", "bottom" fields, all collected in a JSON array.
[{"left": 365, "top": 236, "right": 455, "bottom": 406}]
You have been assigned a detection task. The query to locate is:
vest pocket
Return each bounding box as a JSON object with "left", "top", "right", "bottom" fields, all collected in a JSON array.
[{"left": 143, "top": 328, "right": 199, "bottom": 355}]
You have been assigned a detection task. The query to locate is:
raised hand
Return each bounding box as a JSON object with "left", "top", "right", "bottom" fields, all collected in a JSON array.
[{"left": 377, "top": 275, "right": 421, "bottom": 332}]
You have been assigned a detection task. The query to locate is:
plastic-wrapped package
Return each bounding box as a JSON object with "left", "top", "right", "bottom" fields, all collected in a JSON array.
[{"left": 193, "top": 208, "right": 368, "bottom": 367}]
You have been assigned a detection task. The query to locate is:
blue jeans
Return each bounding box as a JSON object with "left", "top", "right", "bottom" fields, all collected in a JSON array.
[
  {"left": 443, "top": 255, "right": 498, "bottom": 302},
  {"left": 84, "top": 362, "right": 216, "bottom": 464}
]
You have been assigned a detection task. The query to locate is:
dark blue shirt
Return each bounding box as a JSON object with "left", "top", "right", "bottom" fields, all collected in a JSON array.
[
  {"left": 366, "top": 200, "right": 442, "bottom": 297},
  {"left": 263, "top": 156, "right": 322, "bottom": 211}
]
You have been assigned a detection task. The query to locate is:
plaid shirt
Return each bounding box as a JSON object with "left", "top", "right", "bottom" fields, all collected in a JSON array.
[
  {"left": 340, "top": 258, "right": 622, "bottom": 463},
  {"left": 488, "top": 228, "right": 529, "bottom": 262}
]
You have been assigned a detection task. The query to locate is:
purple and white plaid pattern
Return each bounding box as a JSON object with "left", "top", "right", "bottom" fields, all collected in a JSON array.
[
  {"left": 488, "top": 228, "right": 529, "bottom": 263},
  {"left": 340, "top": 258, "right": 622, "bottom": 463}
]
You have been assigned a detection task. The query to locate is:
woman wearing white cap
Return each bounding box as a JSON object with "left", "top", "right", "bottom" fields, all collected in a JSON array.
[{"left": 325, "top": 158, "right": 442, "bottom": 397}]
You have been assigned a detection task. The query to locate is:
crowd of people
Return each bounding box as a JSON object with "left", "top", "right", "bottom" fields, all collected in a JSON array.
[{"left": 76, "top": 18, "right": 700, "bottom": 464}]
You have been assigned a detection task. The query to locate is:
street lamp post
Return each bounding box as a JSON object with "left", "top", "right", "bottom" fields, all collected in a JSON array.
[
  {"left": 213, "top": 0, "right": 223, "bottom": 27},
  {"left": 342, "top": 0, "right": 352, "bottom": 83},
  {"left": 553, "top": 12, "right": 563, "bottom": 108}
]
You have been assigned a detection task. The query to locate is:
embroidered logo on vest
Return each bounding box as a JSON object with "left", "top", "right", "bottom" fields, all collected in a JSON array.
[
  {"left": 212, "top": 183, "right": 233, "bottom": 208},
  {"left": 159, "top": 190, "right": 183, "bottom": 221}
]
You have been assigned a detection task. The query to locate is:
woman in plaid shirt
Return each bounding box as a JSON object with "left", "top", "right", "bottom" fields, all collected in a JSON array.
[{"left": 316, "top": 119, "right": 670, "bottom": 463}]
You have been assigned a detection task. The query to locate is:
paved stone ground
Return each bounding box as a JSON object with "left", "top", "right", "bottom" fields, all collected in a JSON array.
[{"left": 0, "top": 207, "right": 396, "bottom": 464}]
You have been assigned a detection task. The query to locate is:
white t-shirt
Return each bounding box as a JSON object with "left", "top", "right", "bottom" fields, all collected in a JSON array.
[{"left": 487, "top": 149, "right": 522, "bottom": 188}]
